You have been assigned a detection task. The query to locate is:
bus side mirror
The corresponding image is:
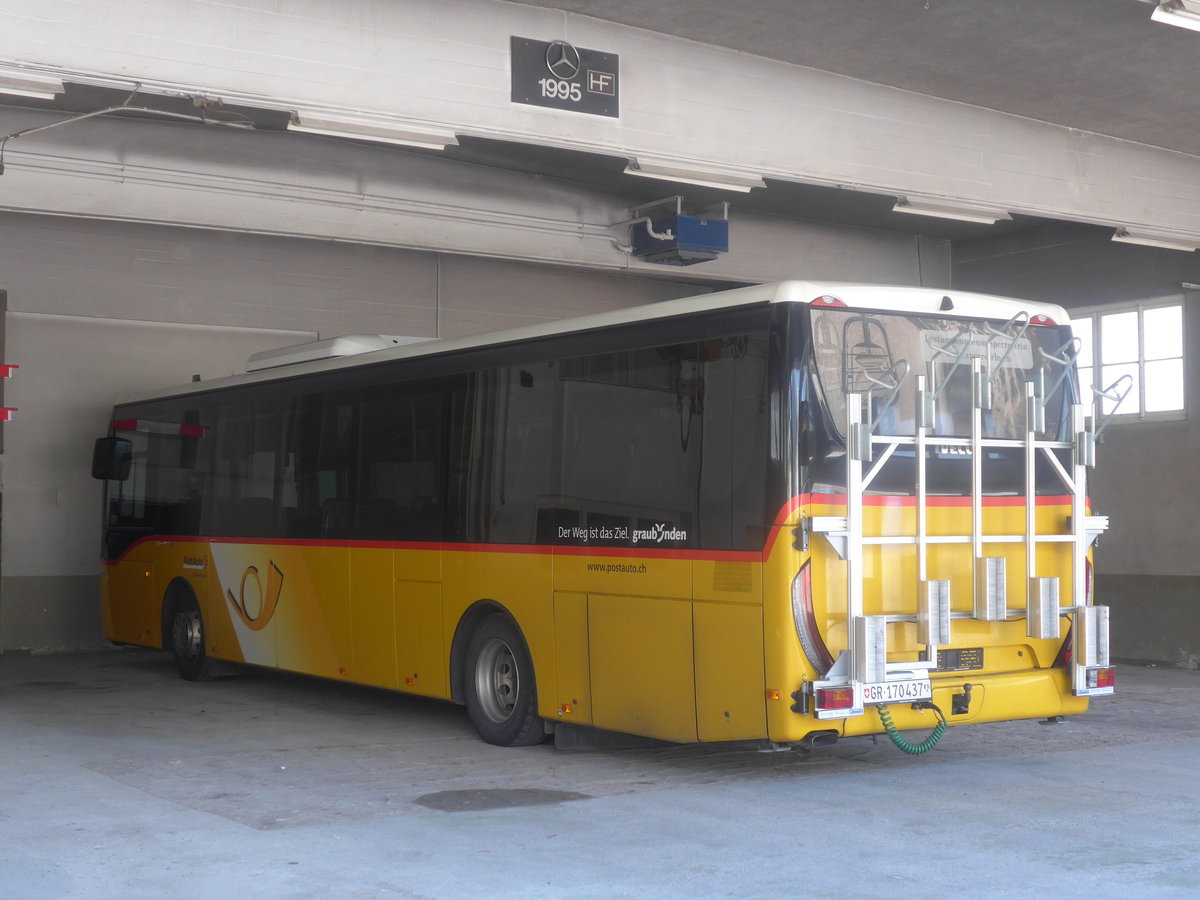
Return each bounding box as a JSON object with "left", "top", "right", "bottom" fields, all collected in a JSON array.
[{"left": 92, "top": 436, "right": 132, "bottom": 481}]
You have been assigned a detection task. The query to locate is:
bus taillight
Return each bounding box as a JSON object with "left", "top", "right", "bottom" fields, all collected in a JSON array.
[
  {"left": 1087, "top": 667, "right": 1116, "bottom": 690},
  {"left": 816, "top": 687, "right": 855, "bottom": 710},
  {"left": 1054, "top": 626, "right": 1073, "bottom": 667}
]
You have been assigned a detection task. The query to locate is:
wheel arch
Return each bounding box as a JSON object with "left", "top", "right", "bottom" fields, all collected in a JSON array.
[
  {"left": 160, "top": 577, "right": 198, "bottom": 650},
  {"left": 449, "top": 599, "right": 523, "bottom": 705}
]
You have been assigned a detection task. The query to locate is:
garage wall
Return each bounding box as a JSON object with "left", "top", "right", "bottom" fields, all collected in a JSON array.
[
  {"left": 0, "top": 314, "right": 314, "bottom": 650},
  {"left": 0, "top": 104, "right": 950, "bottom": 290},
  {"left": 955, "top": 228, "right": 1200, "bottom": 667}
]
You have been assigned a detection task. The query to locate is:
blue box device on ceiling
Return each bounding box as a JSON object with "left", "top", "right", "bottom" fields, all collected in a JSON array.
[{"left": 631, "top": 214, "right": 729, "bottom": 265}]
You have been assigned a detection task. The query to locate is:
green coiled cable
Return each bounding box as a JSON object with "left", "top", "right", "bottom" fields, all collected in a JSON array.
[{"left": 876, "top": 702, "right": 948, "bottom": 755}]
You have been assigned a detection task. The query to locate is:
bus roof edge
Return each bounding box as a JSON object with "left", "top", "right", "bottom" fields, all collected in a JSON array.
[
  {"left": 244, "top": 335, "right": 433, "bottom": 373},
  {"left": 115, "top": 281, "right": 1069, "bottom": 405}
]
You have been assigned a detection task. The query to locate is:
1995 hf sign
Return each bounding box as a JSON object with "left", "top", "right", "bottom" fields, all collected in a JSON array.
[{"left": 511, "top": 36, "right": 620, "bottom": 118}]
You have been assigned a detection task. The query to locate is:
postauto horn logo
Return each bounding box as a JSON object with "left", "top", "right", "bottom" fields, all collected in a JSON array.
[{"left": 226, "top": 561, "right": 284, "bottom": 631}]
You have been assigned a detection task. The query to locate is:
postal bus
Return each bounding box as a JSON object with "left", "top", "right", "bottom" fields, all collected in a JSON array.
[{"left": 91, "top": 281, "right": 1117, "bottom": 752}]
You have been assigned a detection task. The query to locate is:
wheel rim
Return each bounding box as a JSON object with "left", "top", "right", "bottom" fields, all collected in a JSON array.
[
  {"left": 473, "top": 637, "right": 519, "bottom": 724},
  {"left": 172, "top": 608, "right": 202, "bottom": 662}
]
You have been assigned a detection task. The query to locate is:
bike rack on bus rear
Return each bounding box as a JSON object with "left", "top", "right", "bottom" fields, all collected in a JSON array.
[{"left": 803, "top": 320, "right": 1126, "bottom": 720}]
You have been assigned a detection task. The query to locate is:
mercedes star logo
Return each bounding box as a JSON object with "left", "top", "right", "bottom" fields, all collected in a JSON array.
[{"left": 545, "top": 41, "right": 581, "bottom": 79}]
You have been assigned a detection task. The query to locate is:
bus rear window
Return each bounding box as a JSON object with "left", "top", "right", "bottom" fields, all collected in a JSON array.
[{"left": 809, "top": 307, "right": 1075, "bottom": 441}]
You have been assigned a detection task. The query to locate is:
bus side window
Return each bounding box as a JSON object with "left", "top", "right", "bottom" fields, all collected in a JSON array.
[
  {"left": 558, "top": 343, "right": 700, "bottom": 547},
  {"left": 445, "top": 371, "right": 499, "bottom": 544},
  {"left": 357, "top": 380, "right": 445, "bottom": 541},
  {"left": 207, "top": 401, "right": 285, "bottom": 537},
  {"left": 444, "top": 377, "right": 472, "bottom": 542},
  {"left": 697, "top": 333, "right": 770, "bottom": 551},
  {"left": 489, "top": 366, "right": 556, "bottom": 545},
  {"left": 283, "top": 394, "right": 324, "bottom": 539},
  {"left": 317, "top": 398, "right": 356, "bottom": 539}
]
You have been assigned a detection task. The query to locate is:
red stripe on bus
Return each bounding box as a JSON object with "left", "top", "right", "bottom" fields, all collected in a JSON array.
[{"left": 102, "top": 534, "right": 764, "bottom": 566}]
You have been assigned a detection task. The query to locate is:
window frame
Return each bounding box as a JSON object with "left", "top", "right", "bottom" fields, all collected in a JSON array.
[{"left": 1070, "top": 295, "right": 1187, "bottom": 425}]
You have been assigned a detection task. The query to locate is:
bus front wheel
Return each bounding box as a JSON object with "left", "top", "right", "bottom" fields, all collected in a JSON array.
[
  {"left": 169, "top": 594, "right": 216, "bottom": 682},
  {"left": 464, "top": 614, "right": 543, "bottom": 747}
]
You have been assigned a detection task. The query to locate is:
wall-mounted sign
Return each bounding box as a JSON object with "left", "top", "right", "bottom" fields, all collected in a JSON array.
[{"left": 511, "top": 37, "right": 619, "bottom": 118}]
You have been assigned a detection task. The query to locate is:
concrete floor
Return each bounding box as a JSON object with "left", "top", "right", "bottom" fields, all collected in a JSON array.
[{"left": 2, "top": 649, "right": 1198, "bottom": 899}]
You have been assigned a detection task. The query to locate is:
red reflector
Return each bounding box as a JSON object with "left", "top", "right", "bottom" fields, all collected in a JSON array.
[
  {"left": 1030, "top": 313, "right": 1058, "bottom": 327},
  {"left": 811, "top": 294, "right": 847, "bottom": 308},
  {"left": 816, "top": 687, "right": 855, "bottom": 710},
  {"left": 179, "top": 424, "right": 210, "bottom": 437},
  {"left": 1088, "top": 667, "right": 1116, "bottom": 689},
  {"left": 110, "top": 419, "right": 139, "bottom": 431}
]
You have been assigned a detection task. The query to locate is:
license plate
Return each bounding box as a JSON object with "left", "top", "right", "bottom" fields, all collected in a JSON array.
[{"left": 861, "top": 678, "right": 933, "bottom": 705}]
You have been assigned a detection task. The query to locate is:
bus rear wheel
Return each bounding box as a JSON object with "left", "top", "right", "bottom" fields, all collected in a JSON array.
[
  {"left": 169, "top": 595, "right": 216, "bottom": 682},
  {"left": 464, "top": 614, "right": 543, "bottom": 747}
]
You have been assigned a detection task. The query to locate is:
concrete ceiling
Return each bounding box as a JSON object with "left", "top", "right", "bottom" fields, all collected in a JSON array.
[
  {"left": 522, "top": 0, "right": 1197, "bottom": 157},
  {"left": 2, "top": 1, "right": 1190, "bottom": 247},
  {"left": 485, "top": 0, "right": 1197, "bottom": 245}
]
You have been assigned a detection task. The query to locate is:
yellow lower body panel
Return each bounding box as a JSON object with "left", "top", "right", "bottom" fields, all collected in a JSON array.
[{"left": 102, "top": 509, "right": 1098, "bottom": 748}]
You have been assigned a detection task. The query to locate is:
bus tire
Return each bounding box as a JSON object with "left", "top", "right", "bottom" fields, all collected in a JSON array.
[
  {"left": 464, "top": 614, "right": 543, "bottom": 747},
  {"left": 168, "top": 593, "right": 217, "bottom": 682}
]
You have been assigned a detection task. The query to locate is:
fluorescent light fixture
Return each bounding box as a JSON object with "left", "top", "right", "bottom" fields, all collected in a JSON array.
[
  {"left": 289, "top": 113, "right": 458, "bottom": 150},
  {"left": 893, "top": 195, "right": 1012, "bottom": 225},
  {"left": 0, "top": 68, "right": 64, "bottom": 101},
  {"left": 1151, "top": 0, "right": 1200, "bottom": 32},
  {"left": 624, "top": 158, "right": 765, "bottom": 192},
  {"left": 1112, "top": 227, "right": 1200, "bottom": 252}
]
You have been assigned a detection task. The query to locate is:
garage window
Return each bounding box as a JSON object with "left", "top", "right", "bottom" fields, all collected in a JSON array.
[{"left": 1071, "top": 298, "right": 1185, "bottom": 422}]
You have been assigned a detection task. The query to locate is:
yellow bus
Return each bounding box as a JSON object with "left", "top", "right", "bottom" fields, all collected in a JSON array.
[{"left": 91, "top": 281, "right": 1117, "bottom": 752}]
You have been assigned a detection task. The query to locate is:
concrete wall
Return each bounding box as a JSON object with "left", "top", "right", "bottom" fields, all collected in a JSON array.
[
  {"left": 0, "top": 314, "right": 314, "bottom": 650},
  {"left": 955, "top": 226, "right": 1200, "bottom": 667},
  {"left": 0, "top": 103, "right": 950, "bottom": 290}
]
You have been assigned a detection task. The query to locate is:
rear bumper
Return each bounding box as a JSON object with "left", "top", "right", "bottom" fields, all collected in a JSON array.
[{"left": 776, "top": 667, "right": 1091, "bottom": 742}]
